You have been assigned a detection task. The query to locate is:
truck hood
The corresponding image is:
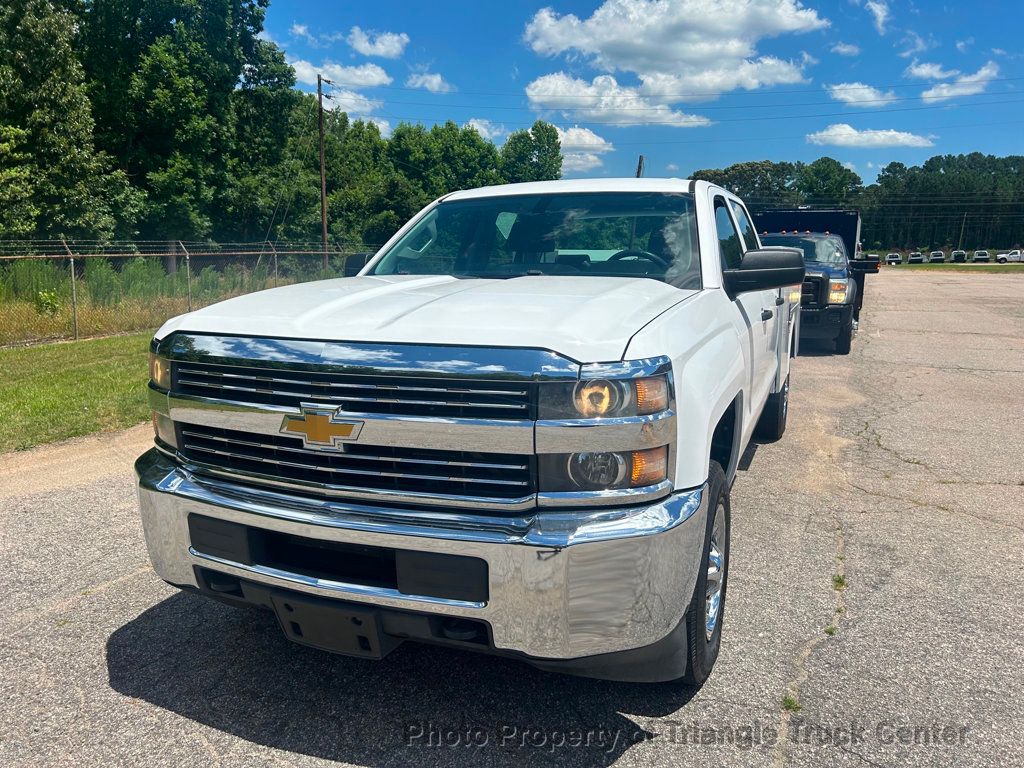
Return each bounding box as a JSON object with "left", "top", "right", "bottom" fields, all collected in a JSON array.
[{"left": 156, "top": 274, "right": 695, "bottom": 362}]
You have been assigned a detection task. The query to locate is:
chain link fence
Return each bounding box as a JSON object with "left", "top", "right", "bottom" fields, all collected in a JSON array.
[{"left": 0, "top": 240, "right": 379, "bottom": 347}]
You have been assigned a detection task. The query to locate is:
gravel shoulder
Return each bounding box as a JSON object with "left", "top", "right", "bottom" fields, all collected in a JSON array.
[{"left": 1, "top": 270, "right": 1021, "bottom": 767}]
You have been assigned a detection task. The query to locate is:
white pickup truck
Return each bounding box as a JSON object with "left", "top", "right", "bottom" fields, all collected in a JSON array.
[
  {"left": 996, "top": 249, "right": 1021, "bottom": 263},
  {"left": 138, "top": 179, "right": 804, "bottom": 685}
]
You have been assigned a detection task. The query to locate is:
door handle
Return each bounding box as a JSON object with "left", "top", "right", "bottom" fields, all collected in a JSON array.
[
  {"left": 761, "top": 309, "right": 774, "bottom": 321},
  {"left": 775, "top": 296, "right": 785, "bottom": 306}
]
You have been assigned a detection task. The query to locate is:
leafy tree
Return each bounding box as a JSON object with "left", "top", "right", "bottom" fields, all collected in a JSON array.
[
  {"left": 795, "top": 157, "right": 861, "bottom": 205},
  {"left": 0, "top": 0, "right": 141, "bottom": 239},
  {"left": 500, "top": 120, "right": 562, "bottom": 183},
  {"left": 0, "top": 126, "right": 38, "bottom": 237},
  {"left": 692, "top": 160, "right": 801, "bottom": 210}
]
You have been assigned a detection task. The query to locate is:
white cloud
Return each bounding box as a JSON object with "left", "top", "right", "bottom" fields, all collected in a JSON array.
[
  {"left": 553, "top": 126, "right": 615, "bottom": 173},
  {"left": 898, "top": 31, "right": 934, "bottom": 58},
  {"left": 526, "top": 72, "right": 710, "bottom": 127},
  {"left": 666, "top": 162, "right": 680, "bottom": 172},
  {"left": 466, "top": 119, "right": 507, "bottom": 142},
  {"left": 555, "top": 125, "right": 614, "bottom": 154},
  {"left": 289, "top": 59, "right": 392, "bottom": 88},
  {"left": 405, "top": 72, "right": 454, "bottom": 94},
  {"left": 290, "top": 23, "right": 314, "bottom": 44},
  {"left": 864, "top": 1, "right": 890, "bottom": 34},
  {"left": 523, "top": 0, "right": 824, "bottom": 105},
  {"left": 904, "top": 60, "right": 959, "bottom": 80},
  {"left": 327, "top": 89, "right": 384, "bottom": 116},
  {"left": 807, "top": 123, "right": 934, "bottom": 148},
  {"left": 346, "top": 26, "right": 410, "bottom": 59},
  {"left": 525, "top": 0, "right": 826, "bottom": 70},
  {"left": 843, "top": 161, "right": 857, "bottom": 172},
  {"left": 289, "top": 23, "right": 345, "bottom": 47},
  {"left": 638, "top": 55, "right": 809, "bottom": 101},
  {"left": 830, "top": 42, "right": 860, "bottom": 57},
  {"left": 956, "top": 37, "right": 974, "bottom": 53},
  {"left": 825, "top": 82, "right": 898, "bottom": 107},
  {"left": 992, "top": 48, "right": 1007, "bottom": 57},
  {"left": 921, "top": 61, "right": 999, "bottom": 103},
  {"left": 562, "top": 153, "right": 604, "bottom": 173}
]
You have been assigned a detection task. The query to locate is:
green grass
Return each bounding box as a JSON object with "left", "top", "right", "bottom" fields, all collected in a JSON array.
[
  {"left": 898, "top": 263, "right": 1024, "bottom": 273},
  {"left": 0, "top": 333, "right": 151, "bottom": 452},
  {"left": 832, "top": 573, "right": 848, "bottom": 591},
  {"left": 782, "top": 694, "right": 802, "bottom": 712}
]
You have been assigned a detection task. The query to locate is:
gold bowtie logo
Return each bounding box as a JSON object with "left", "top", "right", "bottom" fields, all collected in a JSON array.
[{"left": 280, "top": 406, "right": 363, "bottom": 450}]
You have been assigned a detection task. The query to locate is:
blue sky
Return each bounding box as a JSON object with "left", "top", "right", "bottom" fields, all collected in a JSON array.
[{"left": 262, "top": 0, "right": 1023, "bottom": 182}]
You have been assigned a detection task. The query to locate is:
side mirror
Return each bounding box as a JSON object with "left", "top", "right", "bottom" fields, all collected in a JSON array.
[
  {"left": 343, "top": 252, "right": 374, "bottom": 277},
  {"left": 723, "top": 248, "right": 805, "bottom": 300},
  {"left": 849, "top": 257, "right": 880, "bottom": 274}
]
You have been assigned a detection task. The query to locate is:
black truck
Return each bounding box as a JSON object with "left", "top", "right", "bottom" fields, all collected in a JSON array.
[{"left": 754, "top": 209, "right": 878, "bottom": 355}]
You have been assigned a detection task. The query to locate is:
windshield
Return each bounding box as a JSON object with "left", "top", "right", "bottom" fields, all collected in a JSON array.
[
  {"left": 760, "top": 234, "right": 847, "bottom": 266},
  {"left": 368, "top": 192, "right": 701, "bottom": 288}
]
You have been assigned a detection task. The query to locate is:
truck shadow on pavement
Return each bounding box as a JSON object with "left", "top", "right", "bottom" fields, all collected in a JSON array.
[{"left": 107, "top": 592, "right": 699, "bottom": 766}]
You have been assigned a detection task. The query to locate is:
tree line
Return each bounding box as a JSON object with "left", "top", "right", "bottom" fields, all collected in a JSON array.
[
  {"left": 2, "top": 1, "right": 1021, "bottom": 251},
  {"left": 0, "top": 0, "right": 561, "bottom": 246},
  {"left": 693, "top": 156, "right": 1024, "bottom": 250}
]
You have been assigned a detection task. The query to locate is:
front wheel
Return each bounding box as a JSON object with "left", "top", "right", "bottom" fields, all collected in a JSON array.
[
  {"left": 998, "top": 257, "right": 1008, "bottom": 264},
  {"left": 680, "top": 461, "right": 730, "bottom": 687}
]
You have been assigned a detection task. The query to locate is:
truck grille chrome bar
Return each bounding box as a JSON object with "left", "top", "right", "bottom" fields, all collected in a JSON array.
[
  {"left": 174, "top": 362, "right": 533, "bottom": 420},
  {"left": 177, "top": 424, "right": 535, "bottom": 501}
]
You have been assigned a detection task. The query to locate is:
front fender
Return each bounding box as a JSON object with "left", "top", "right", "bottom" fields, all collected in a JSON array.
[{"left": 623, "top": 291, "right": 747, "bottom": 489}]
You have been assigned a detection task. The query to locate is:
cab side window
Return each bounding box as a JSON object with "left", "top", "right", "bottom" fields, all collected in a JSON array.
[
  {"left": 714, "top": 198, "right": 743, "bottom": 270},
  {"left": 729, "top": 201, "right": 759, "bottom": 253}
]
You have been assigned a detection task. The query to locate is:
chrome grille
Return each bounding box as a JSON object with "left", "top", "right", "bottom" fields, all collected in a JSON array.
[
  {"left": 172, "top": 361, "right": 533, "bottom": 420},
  {"left": 178, "top": 424, "right": 534, "bottom": 501}
]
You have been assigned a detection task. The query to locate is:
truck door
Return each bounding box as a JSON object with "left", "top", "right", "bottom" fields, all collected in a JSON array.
[{"left": 713, "top": 197, "right": 775, "bottom": 415}]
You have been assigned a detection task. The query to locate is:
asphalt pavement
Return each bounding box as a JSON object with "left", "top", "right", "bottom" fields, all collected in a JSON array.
[{"left": 1, "top": 269, "right": 1022, "bottom": 767}]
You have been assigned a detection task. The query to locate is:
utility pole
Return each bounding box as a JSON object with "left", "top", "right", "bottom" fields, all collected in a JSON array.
[
  {"left": 317, "top": 74, "right": 333, "bottom": 271},
  {"left": 958, "top": 210, "right": 967, "bottom": 250},
  {"left": 635, "top": 154, "right": 645, "bottom": 178}
]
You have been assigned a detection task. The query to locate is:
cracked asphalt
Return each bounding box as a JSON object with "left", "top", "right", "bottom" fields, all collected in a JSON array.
[{"left": 1, "top": 269, "right": 1022, "bottom": 767}]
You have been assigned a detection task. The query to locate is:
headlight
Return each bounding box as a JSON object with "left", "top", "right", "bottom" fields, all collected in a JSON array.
[
  {"left": 540, "top": 446, "right": 669, "bottom": 492},
  {"left": 149, "top": 351, "right": 171, "bottom": 390},
  {"left": 543, "top": 374, "right": 671, "bottom": 419},
  {"left": 828, "top": 279, "right": 850, "bottom": 304}
]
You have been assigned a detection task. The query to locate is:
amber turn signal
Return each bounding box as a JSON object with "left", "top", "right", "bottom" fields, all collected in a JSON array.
[{"left": 630, "top": 446, "right": 669, "bottom": 487}]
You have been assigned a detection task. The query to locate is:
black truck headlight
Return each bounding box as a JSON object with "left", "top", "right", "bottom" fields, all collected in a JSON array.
[{"left": 540, "top": 446, "right": 669, "bottom": 492}]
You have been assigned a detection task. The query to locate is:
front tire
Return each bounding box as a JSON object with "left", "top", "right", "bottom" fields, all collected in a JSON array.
[{"left": 680, "top": 461, "right": 730, "bottom": 687}]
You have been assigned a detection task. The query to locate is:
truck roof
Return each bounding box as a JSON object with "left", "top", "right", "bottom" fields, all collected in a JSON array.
[{"left": 443, "top": 177, "right": 697, "bottom": 201}]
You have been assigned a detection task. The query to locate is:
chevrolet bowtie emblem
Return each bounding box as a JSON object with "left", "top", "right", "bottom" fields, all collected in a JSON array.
[{"left": 280, "top": 406, "right": 364, "bottom": 450}]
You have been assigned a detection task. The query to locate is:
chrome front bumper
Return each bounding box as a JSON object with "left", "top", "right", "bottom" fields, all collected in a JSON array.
[{"left": 136, "top": 449, "right": 707, "bottom": 660}]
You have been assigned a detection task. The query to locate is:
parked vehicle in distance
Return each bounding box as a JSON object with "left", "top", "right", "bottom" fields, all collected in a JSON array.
[
  {"left": 908, "top": 251, "right": 925, "bottom": 264},
  {"left": 996, "top": 249, "right": 1022, "bottom": 263},
  {"left": 137, "top": 178, "right": 806, "bottom": 685},
  {"left": 973, "top": 250, "right": 990, "bottom": 262},
  {"left": 951, "top": 250, "right": 967, "bottom": 263},
  {"left": 886, "top": 253, "right": 901, "bottom": 265},
  {"left": 929, "top": 250, "right": 945, "bottom": 263}
]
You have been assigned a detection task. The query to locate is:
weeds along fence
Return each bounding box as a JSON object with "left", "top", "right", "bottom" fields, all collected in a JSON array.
[{"left": 0, "top": 240, "right": 380, "bottom": 347}]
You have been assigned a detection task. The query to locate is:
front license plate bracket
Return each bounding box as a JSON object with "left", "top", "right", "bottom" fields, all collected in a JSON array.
[{"left": 270, "top": 591, "right": 400, "bottom": 659}]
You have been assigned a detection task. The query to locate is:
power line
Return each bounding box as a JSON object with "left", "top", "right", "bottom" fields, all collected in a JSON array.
[
  {"left": 326, "top": 74, "right": 1024, "bottom": 102},
  {"left": 341, "top": 95, "right": 1024, "bottom": 129}
]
